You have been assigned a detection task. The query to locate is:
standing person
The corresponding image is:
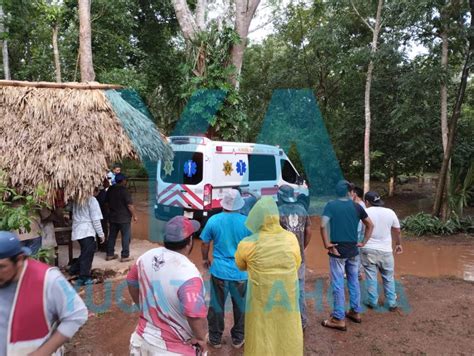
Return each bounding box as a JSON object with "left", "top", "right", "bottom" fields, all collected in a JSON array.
[
  {"left": 320, "top": 180, "right": 373, "bottom": 331},
  {"left": 200, "top": 189, "right": 250, "bottom": 349},
  {"left": 361, "top": 191, "right": 403, "bottom": 311},
  {"left": 351, "top": 186, "right": 367, "bottom": 241},
  {"left": 106, "top": 173, "right": 137, "bottom": 262},
  {"left": 277, "top": 184, "right": 312, "bottom": 330},
  {"left": 351, "top": 185, "right": 367, "bottom": 279},
  {"left": 107, "top": 164, "right": 122, "bottom": 186},
  {"left": 70, "top": 195, "right": 105, "bottom": 286},
  {"left": 235, "top": 197, "right": 303, "bottom": 356},
  {"left": 0, "top": 231, "right": 88, "bottom": 356},
  {"left": 127, "top": 216, "right": 208, "bottom": 356},
  {"left": 237, "top": 188, "right": 258, "bottom": 216},
  {"left": 95, "top": 177, "right": 110, "bottom": 252}
]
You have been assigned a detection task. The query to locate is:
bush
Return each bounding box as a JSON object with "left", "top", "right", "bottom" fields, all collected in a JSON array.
[
  {"left": 32, "top": 248, "right": 55, "bottom": 265},
  {"left": 402, "top": 213, "right": 474, "bottom": 236}
]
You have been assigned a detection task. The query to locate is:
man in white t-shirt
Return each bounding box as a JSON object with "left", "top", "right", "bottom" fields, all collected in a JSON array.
[
  {"left": 360, "top": 191, "right": 403, "bottom": 311},
  {"left": 127, "top": 216, "right": 208, "bottom": 356}
]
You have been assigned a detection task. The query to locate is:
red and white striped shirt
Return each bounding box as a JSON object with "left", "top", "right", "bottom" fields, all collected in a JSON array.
[{"left": 127, "top": 247, "right": 207, "bottom": 355}]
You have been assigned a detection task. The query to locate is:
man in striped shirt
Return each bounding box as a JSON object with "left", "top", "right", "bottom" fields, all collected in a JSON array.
[{"left": 127, "top": 216, "right": 208, "bottom": 355}]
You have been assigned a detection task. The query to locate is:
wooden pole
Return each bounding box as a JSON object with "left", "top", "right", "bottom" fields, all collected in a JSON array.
[{"left": 0, "top": 80, "right": 123, "bottom": 90}]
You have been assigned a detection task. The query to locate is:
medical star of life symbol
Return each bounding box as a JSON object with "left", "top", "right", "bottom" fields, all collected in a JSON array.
[
  {"left": 236, "top": 160, "right": 246, "bottom": 176},
  {"left": 223, "top": 160, "right": 233, "bottom": 176},
  {"left": 184, "top": 160, "right": 197, "bottom": 178},
  {"left": 163, "top": 160, "right": 174, "bottom": 176}
]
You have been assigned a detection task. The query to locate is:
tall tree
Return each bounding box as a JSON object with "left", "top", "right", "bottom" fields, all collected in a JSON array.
[
  {"left": 40, "top": 0, "right": 64, "bottom": 82},
  {"left": 171, "top": 0, "right": 261, "bottom": 87},
  {"left": 230, "top": 0, "right": 260, "bottom": 88},
  {"left": 0, "top": 3, "right": 10, "bottom": 79},
  {"left": 351, "top": 0, "right": 384, "bottom": 193},
  {"left": 78, "top": 0, "right": 94, "bottom": 81},
  {"left": 433, "top": 0, "right": 474, "bottom": 217}
]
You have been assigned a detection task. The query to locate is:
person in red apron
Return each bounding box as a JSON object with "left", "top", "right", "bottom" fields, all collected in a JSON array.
[{"left": 0, "top": 231, "right": 88, "bottom": 356}]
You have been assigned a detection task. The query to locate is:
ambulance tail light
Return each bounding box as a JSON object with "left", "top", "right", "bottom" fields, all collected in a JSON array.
[
  {"left": 216, "top": 146, "right": 223, "bottom": 152},
  {"left": 203, "top": 184, "right": 213, "bottom": 210}
]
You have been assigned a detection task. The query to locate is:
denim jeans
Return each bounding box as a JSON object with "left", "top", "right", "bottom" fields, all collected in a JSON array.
[
  {"left": 21, "top": 236, "right": 42, "bottom": 255},
  {"left": 208, "top": 275, "right": 246, "bottom": 344},
  {"left": 329, "top": 255, "right": 362, "bottom": 320},
  {"left": 360, "top": 248, "right": 397, "bottom": 308},
  {"left": 107, "top": 222, "right": 131, "bottom": 258},
  {"left": 70, "top": 236, "right": 96, "bottom": 280}
]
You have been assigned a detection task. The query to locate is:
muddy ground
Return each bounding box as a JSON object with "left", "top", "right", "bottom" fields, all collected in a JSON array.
[{"left": 66, "top": 274, "right": 474, "bottom": 355}]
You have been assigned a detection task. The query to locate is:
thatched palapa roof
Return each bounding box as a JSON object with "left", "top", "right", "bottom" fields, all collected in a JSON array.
[{"left": 0, "top": 80, "right": 173, "bottom": 204}]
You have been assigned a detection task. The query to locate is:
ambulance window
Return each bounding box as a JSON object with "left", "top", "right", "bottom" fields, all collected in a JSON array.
[
  {"left": 281, "top": 159, "right": 298, "bottom": 184},
  {"left": 248, "top": 154, "right": 276, "bottom": 181},
  {"left": 160, "top": 152, "right": 203, "bottom": 185}
]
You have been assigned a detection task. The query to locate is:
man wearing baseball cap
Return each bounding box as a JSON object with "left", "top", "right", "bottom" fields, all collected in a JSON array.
[
  {"left": 361, "top": 191, "right": 403, "bottom": 311},
  {"left": 127, "top": 216, "right": 208, "bottom": 355},
  {"left": 0, "top": 231, "right": 88, "bottom": 356},
  {"left": 200, "top": 189, "right": 251, "bottom": 349}
]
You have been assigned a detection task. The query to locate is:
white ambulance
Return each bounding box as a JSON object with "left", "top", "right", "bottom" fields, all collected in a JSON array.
[{"left": 154, "top": 136, "right": 309, "bottom": 223}]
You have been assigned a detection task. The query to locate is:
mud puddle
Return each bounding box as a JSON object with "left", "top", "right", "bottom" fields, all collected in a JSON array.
[{"left": 130, "top": 190, "right": 474, "bottom": 281}]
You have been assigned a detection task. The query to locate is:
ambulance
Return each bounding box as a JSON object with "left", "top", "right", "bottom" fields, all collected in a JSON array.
[{"left": 154, "top": 136, "right": 309, "bottom": 223}]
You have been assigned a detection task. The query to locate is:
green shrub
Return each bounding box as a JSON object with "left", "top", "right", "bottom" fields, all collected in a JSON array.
[
  {"left": 402, "top": 213, "right": 473, "bottom": 236},
  {"left": 32, "top": 248, "right": 55, "bottom": 265},
  {"left": 0, "top": 171, "right": 45, "bottom": 232}
]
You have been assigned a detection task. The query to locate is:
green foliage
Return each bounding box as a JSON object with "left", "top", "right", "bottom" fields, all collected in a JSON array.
[
  {"left": 99, "top": 69, "right": 148, "bottom": 96},
  {"left": 32, "top": 247, "right": 55, "bottom": 265},
  {"left": 178, "top": 23, "right": 249, "bottom": 140},
  {"left": 241, "top": 0, "right": 471, "bottom": 183},
  {"left": 449, "top": 160, "right": 474, "bottom": 216},
  {"left": 0, "top": 172, "right": 46, "bottom": 232},
  {"left": 402, "top": 213, "right": 473, "bottom": 236}
]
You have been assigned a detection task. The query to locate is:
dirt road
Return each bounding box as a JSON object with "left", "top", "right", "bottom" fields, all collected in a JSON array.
[{"left": 66, "top": 274, "right": 474, "bottom": 355}]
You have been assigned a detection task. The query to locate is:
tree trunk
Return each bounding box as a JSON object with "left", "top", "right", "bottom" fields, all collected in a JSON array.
[
  {"left": 433, "top": 0, "right": 474, "bottom": 217},
  {"left": 362, "top": 0, "right": 383, "bottom": 193},
  {"left": 441, "top": 160, "right": 451, "bottom": 220},
  {"left": 52, "top": 24, "right": 62, "bottom": 83},
  {"left": 363, "top": 59, "right": 374, "bottom": 194},
  {"left": 195, "top": 0, "right": 207, "bottom": 31},
  {"left": 440, "top": 30, "right": 449, "bottom": 152},
  {"left": 440, "top": 20, "right": 450, "bottom": 220},
  {"left": 171, "top": 0, "right": 198, "bottom": 41},
  {"left": 230, "top": 0, "right": 261, "bottom": 89},
  {"left": 78, "top": 0, "right": 95, "bottom": 82},
  {"left": 0, "top": 5, "right": 10, "bottom": 80},
  {"left": 388, "top": 175, "right": 396, "bottom": 197},
  {"left": 388, "top": 162, "right": 396, "bottom": 197}
]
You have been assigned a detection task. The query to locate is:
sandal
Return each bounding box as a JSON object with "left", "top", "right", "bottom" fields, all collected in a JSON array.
[
  {"left": 321, "top": 317, "right": 347, "bottom": 331},
  {"left": 345, "top": 310, "right": 362, "bottom": 323}
]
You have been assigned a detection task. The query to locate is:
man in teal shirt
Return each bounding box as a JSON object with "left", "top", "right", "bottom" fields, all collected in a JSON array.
[{"left": 201, "top": 189, "right": 250, "bottom": 349}]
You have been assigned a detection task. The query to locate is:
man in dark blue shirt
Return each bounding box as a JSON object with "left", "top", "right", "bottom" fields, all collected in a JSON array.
[{"left": 320, "top": 181, "right": 373, "bottom": 331}]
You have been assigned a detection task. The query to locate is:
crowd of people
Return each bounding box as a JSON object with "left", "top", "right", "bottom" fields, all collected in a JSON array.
[
  {"left": 125, "top": 180, "right": 402, "bottom": 355},
  {"left": 70, "top": 164, "right": 138, "bottom": 286},
  {"left": 0, "top": 177, "right": 403, "bottom": 356}
]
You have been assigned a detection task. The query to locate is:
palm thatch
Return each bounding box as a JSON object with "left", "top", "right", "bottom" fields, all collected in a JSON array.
[{"left": 0, "top": 80, "right": 172, "bottom": 205}]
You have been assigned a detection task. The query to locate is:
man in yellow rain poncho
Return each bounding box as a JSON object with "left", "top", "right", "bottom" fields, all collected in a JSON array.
[{"left": 235, "top": 197, "right": 303, "bottom": 356}]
